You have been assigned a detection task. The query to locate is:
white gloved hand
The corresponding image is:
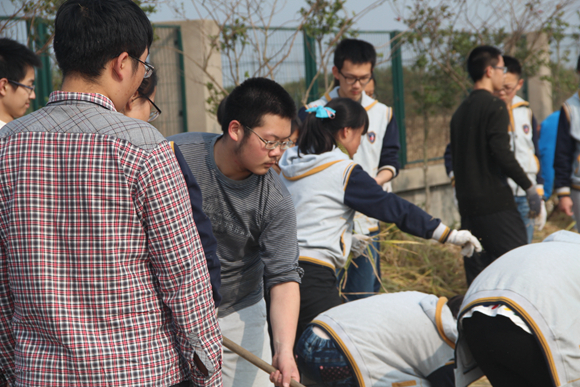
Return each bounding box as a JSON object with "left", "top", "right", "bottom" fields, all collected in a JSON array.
[
  {"left": 350, "top": 234, "right": 373, "bottom": 257},
  {"left": 447, "top": 230, "right": 482, "bottom": 257},
  {"left": 537, "top": 200, "right": 547, "bottom": 231}
]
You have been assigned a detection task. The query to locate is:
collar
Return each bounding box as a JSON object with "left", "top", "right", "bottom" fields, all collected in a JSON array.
[
  {"left": 336, "top": 143, "right": 351, "bottom": 159},
  {"left": 326, "top": 86, "right": 378, "bottom": 110},
  {"left": 47, "top": 91, "right": 117, "bottom": 112}
]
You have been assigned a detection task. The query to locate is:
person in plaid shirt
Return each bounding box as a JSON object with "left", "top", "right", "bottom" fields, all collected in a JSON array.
[{"left": 0, "top": 1, "right": 222, "bottom": 386}]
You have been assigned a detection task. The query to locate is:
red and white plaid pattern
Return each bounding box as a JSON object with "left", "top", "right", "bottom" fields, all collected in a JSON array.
[{"left": 0, "top": 92, "right": 222, "bottom": 386}]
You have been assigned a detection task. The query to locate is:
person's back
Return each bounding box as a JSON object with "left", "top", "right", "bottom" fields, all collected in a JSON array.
[
  {"left": 455, "top": 230, "right": 580, "bottom": 387},
  {"left": 295, "top": 291, "right": 459, "bottom": 387},
  {"left": 0, "top": 1, "right": 221, "bottom": 386},
  {"left": 0, "top": 38, "right": 41, "bottom": 128}
]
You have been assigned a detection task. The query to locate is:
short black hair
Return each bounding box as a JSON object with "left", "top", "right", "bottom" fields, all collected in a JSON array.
[
  {"left": 298, "top": 97, "right": 369, "bottom": 155},
  {"left": 217, "top": 96, "right": 227, "bottom": 126},
  {"left": 334, "top": 39, "right": 376, "bottom": 71},
  {"left": 222, "top": 78, "right": 296, "bottom": 134},
  {"left": 577, "top": 54, "right": 580, "bottom": 73},
  {"left": 54, "top": 0, "right": 153, "bottom": 80},
  {"left": 0, "top": 38, "right": 41, "bottom": 84},
  {"left": 503, "top": 55, "right": 522, "bottom": 77},
  {"left": 467, "top": 45, "right": 502, "bottom": 82},
  {"left": 136, "top": 69, "right": 157, "bottom": 99}
]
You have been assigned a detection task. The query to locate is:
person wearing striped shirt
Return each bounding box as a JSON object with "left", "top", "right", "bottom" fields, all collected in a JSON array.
[{"left": 170, "top": 78, "right": 303, "bottom": 387}]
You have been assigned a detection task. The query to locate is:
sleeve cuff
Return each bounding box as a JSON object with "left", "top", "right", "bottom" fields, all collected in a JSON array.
[
  {"left": 431, "top": 223, "right": 451, "bottom": 243},
  {"left": 556, "top": 187, "right": 571, "bottom": 197},
  {"left": 378, "top": 165, "right": 398, "bottom": 177}
]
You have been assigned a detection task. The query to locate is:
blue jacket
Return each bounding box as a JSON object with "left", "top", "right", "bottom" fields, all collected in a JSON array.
[{"left": 538, "top": 111, "right": 560, "bottom": 198}]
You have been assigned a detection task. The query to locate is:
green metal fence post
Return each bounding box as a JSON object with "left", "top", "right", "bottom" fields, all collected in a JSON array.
[
  {"left": 175, "top": 26, "right": 188, "bottom": 132},
  {"left": 303, "top": 31, "right": 318, "bottom": 104},
  {"left": 390, "top": 30, "right": 407, "bottom": 168},
  {"left": 33, "top": 19, "right": 52, "bottom": 109}
]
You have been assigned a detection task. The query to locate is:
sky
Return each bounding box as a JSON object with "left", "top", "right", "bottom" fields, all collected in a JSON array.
[{"left": 148, "top": 0, "right": 408, "bottom": 32}]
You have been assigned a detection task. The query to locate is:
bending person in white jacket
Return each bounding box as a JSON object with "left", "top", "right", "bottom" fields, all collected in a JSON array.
[
  {"left": 456, "top": 230, "right": 580, "bottom": 387},
  {"left": 295, "top": 291, "right": 462, "bottom": 387}
]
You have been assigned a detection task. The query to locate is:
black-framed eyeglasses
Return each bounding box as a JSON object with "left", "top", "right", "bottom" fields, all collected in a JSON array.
[
  {"left": 8, "top": 80, "right": 35, "bottom": 95},
  {"left": 493, "top": 66, "right": 508, "bottom": 74},
  {"left": 245, "top": 126, "right": 295, "bottom": 150},
  {"left": 131, "top": 56, "right": 155, "bottom": 78},
  {"left": 338, "top": 70, "right": 373, "bottom": 86},
  {"left": 144, "top": 96, "right": 162, "bottom": 122}
]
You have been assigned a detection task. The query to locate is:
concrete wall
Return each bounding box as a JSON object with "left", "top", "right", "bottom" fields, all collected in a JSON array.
[
  {"left": 391, "top": 164, "right": 460, "bottom": 228},
  {"left": 167, "top": 19, "right": 223, "bottom": 134},
  {"left": 527, "top": 32, "right": 553, "bottom": 123}
]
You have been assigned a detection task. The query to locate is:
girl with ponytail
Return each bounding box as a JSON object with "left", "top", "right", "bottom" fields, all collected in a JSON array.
[{"left": 279, "top": 97, "right": 481, "bottom": 339}]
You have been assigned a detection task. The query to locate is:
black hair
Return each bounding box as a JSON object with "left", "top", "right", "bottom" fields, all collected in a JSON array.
[
  {"left": 217, "top": 96, "right": 227, "bottom": 126},
  {"left": 136, "top": 69, "right": 157, "bottom": 99},
  {"left": 291, "top": 117, "right": 299, "bottom": 135},
  {"left": 446, "top": 295, "right": 464, "bottom": 319},
  {"left": 467, "top": 45, "right": 502, "bottom": 82},
  {"left": 503, "top": 55, "right": 522, "bottom": 77},
  {"left": 0, "top": 38, "right": 41, "bottom": 84},
  {"left": 576, "top": 54, "right": 580, "bottom": 73},
  {"left": 222, "top": 77, "right": 296, "bottom": 133},
  {"left": 334, "top": 39, "right": 377, "bottom": 71},
  {"left": 54, "top": 0, "right": 153, "bottom": 80},
  {"left": 297, "top": 98, "right": 369, "bottom": 155}
]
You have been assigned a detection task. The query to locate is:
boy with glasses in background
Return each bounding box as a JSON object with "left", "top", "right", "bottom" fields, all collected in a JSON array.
[
  {"left": 0, "top": 38, "right": 41, "bottom": 128},
  {"left": 301, "top": 38, "right": 401, "bottom": 302},
  {"left": 450, "top": 46, "right": 541, "bottom": 285},
  {"left": 496, "top": 55, "right": 546, "bottom": 242}
]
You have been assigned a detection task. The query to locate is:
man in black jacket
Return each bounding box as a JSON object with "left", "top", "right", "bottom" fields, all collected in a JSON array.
[{"left": 450, "top": 45, "right": 541, "bottom": 284}]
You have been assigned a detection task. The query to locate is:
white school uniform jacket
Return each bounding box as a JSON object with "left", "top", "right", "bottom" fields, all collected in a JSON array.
[
  {"left": 455, "top": 230, "right": 580, "bottom": 387},
  {"left": 279, "top": 146, "right": 445, "bottom": 270},
  {"left": 507, "top": 95, "right": 539, "bottom": 196},
  {"left": 306, "top": 87, "right": 397, "bottom": 235},
  {"left": 312, "top": 291, "right": 457, "bottom": 387}
]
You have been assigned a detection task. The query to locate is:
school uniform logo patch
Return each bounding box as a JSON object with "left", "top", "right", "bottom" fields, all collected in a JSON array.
[
  {"left": 367, "top": 131, "right": 376, "bottom": 143},
  {"left": 523, "top": 124, "right": 530, "bottom": 134}
]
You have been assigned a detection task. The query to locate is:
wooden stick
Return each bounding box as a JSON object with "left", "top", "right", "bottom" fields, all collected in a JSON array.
[{"left": 222, "top": 336, "right": 306, "bottom": 387}]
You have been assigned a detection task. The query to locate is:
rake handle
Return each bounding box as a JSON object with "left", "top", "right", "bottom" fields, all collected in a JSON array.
[{"left": 222, "top": 336, "right": 306, "bottom": 387}]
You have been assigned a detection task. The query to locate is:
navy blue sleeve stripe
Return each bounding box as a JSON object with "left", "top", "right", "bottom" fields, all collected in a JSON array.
[
  {"left": 344, "top": 165, "right": 440, "bottom": 238},
  {"left": 378, "top": 112, "right": 401, "bottom": 174}
]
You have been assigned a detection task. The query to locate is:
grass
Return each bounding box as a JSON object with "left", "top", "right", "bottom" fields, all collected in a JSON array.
[{"left": 376, "top": 201, "right": 575, "bottom": 297}]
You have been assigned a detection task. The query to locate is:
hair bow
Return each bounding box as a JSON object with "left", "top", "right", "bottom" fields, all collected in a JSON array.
[{"left": 305, "top": 105, "right": 336, "bottom": 119}]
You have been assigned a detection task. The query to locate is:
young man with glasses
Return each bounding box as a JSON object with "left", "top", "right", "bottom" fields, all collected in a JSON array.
[
  {"left": 0, "top": 1, "right": 222, "bottom": 386},
  {"left": 169, "top": 77, "right": 302, "bottom": 387},
  {"left": 496, "top": 55, "right": 546, "bottom": 243},
  {"left": 0, "top": 38, "right": 41, "bottom": 128},
  {"left": 301, "top": 38, "right": 401, "bottom": 302},
  {"left": 450, "top": 46, "right": 541, "bottom": 284}
]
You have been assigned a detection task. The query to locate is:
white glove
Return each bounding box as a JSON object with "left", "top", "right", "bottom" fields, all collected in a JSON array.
[
  {"left": 536, "top": 200, "right": 547, "bottom": 231},
  {"left": 350, "top": 234, "right": 373, "bottom": 257},
  {"left": 447, "top": 230, "right": 482, "bottom": 257}
]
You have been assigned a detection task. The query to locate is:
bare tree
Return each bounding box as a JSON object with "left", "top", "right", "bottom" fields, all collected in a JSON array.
[{"left": 166, "top": 0, "right": 387, "bottom": 110}]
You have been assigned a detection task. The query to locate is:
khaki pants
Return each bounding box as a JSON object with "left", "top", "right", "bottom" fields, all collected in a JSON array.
[{"left": 219, "top": 299, "right": 273, "bottom": 387}]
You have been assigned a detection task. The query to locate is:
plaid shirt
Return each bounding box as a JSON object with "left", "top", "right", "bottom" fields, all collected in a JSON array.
[{"left": 0, "top": 92, "right": 222, "bottom": 386}]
